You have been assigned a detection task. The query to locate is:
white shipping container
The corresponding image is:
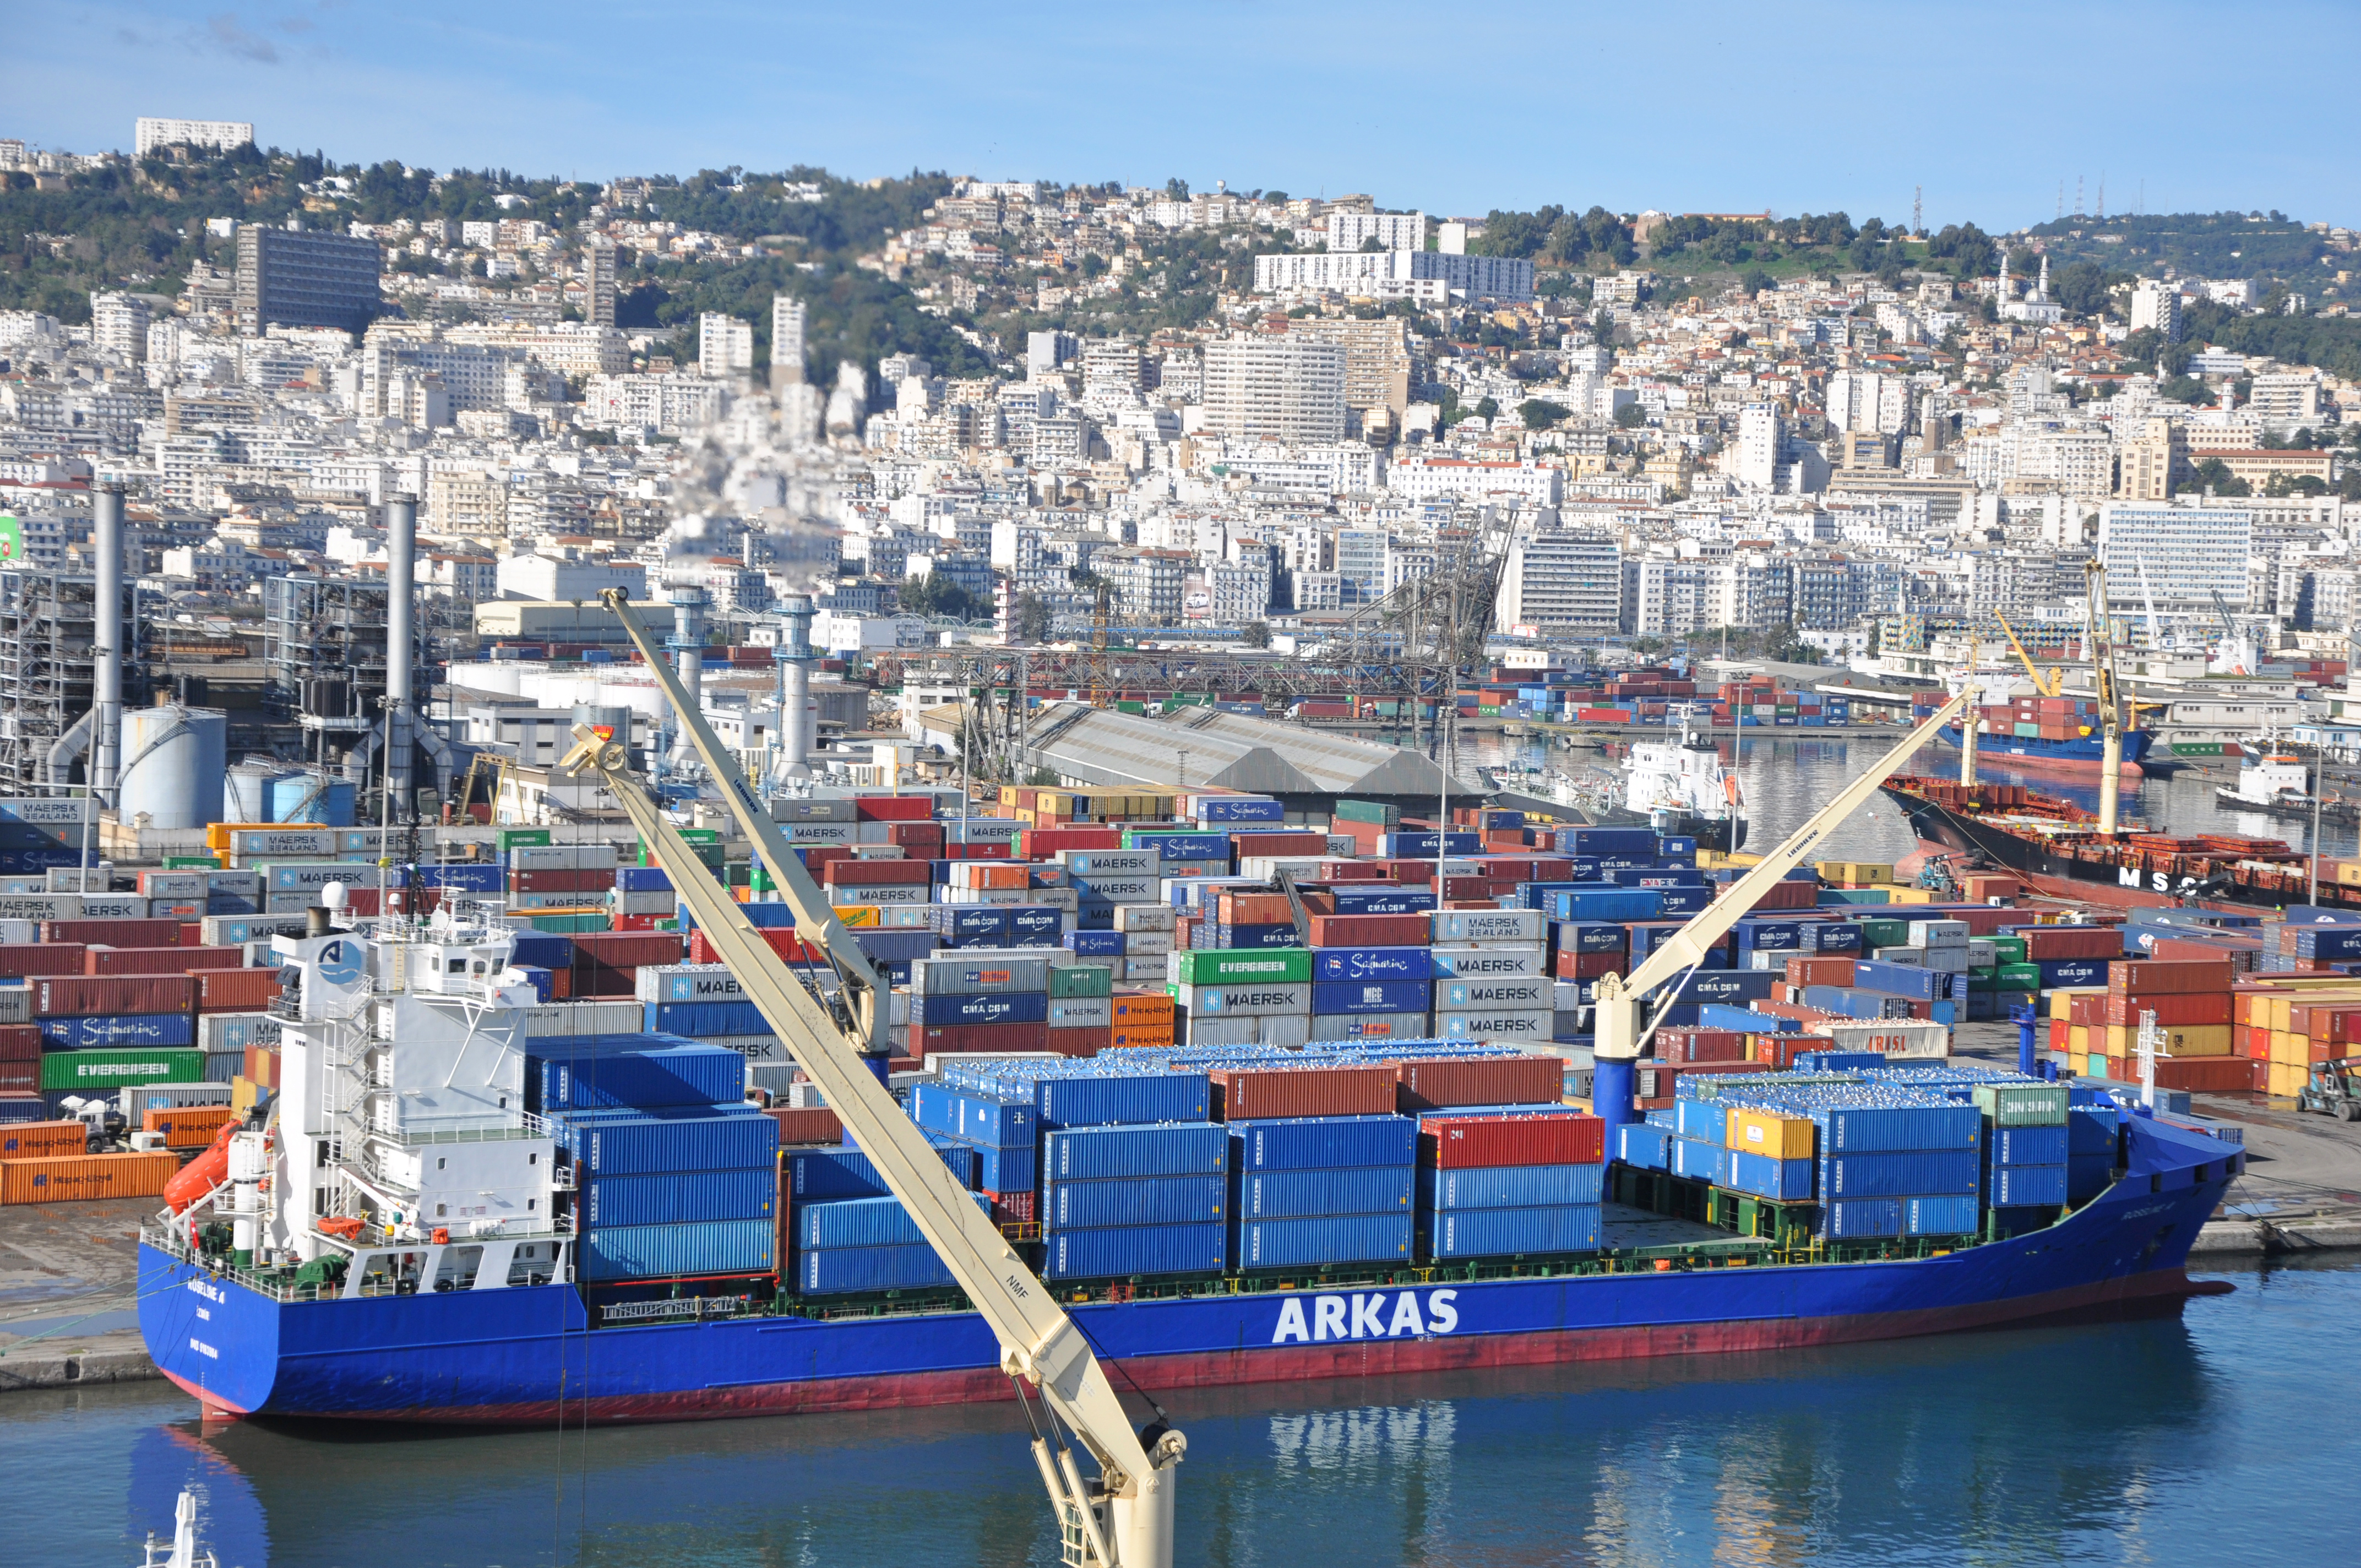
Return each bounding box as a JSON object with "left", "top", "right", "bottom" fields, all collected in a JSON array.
[
  {"left": 202, "top": 913, "right": 313, "bottom": 946},
  {"left": 0, "top": 919, "right": 37, "bottom": 943},
  {"left": 1823, "top": 1020, "right": 1950, "bottom": 1058},
  {"left": 1308, "top": 1010, "right": 1429, "bottom": 1042},
  {"left": 1870, "top": 946, "right": 1927, "bottom": 968},
  {"left": 874, "top": 906, "right": 935, "bottom": 928},
  {"left": 855, "top": 884, "right": 931, "bottom": 905},
  {"left": 137, "top": 871, "right": 208, "bottom": 899},
  {"left": 226, "top": 829, "right": 335, "bottom": 858},
  {"left": 0, "top": 894, "right": 78, "bottom": 921},
  {"left": 942, "top": 887, "right": 1028, "bottom": 906},
  {"left": 636, "top": 964, "right": 746, "bottom": 1004},
  {"left": 1235, "top": 856, "right": 1326, "bottom": 883},
  {"left": 1047, "top": 998, "right": 1113, "bottom": 1028},
  {"left": 1120, "top": 956, "right": 1167, "bottom": 982},
  {"left": 1121, "top": 930, "right": 1173, "bottom": 956},
  {"left": 1057, "top": 850, "right": 1156, "bottom": 877},
  {"left": 1429, "top": 943, "right": 1547, "bottom": 978},
  {"left": 1171, "top": 981, "right": 1310, "bottom": 1017},
  {"left": 197, "top": 1012, "right": 281, "bottom": 1053},
  {"left": 0, "top": 985, "right": 29, "bottom": 1024},
  {"left": 48, "top": 864, "right": 115, "bottom": 891},
  {"left": 148, "top": 900, "right": 204, "bottom": 921},
  {"left": 1432, "top": 908, "right": 1547, "bottom": 944},
  {"left": 520, "top": 1000, "right": 643, "bottom": 1037},
  {"left": 769, "top": 796, "right": 857, "bottom": 824},
  {"left": 1255, "top": 1011, "right": 1312, "bottom": 1048},
  {"left": 786, "top": 823, "right": 858, "bottom": 845},
  {"left": 1068, "top": 875, "right": 1158, "bottom": 903},
  {"left": 0, "top": 797, "right": 93, "bottom": 825},
  {"left": 1434, "top": 975, "right": 1552, "bottom": 1010},
  {"left": 609, "top": 889, "right": 676, "bottom": 915},
  {"left": 78, "top": 895, "right": 148, "bottom": 919},
  {"left": 1431, "top": 1006, "right": 1556, "bottom": 1042},
  {"left": 1907, "top": 919, "right": 1971, "bottom": 949},
  {"left": 845, "top": 843, "right": 909, "bottom": 860},
  {"left": 1112, "top": 903, "right": 1177, "bottom": 933}
]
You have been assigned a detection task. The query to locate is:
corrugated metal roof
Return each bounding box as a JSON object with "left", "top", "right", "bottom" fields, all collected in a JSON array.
[{"left": 1022, "top": 704, "right": 1472, "bottom": 797}]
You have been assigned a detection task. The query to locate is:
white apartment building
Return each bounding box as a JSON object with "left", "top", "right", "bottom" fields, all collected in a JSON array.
[
  {"left": 698, "top": 313, "right": 755, "bottom": 378},
  {"left": 2247, "top": 372, "right": 2321, "bottom": 431},
  {"left": 1736, "top": 405, "right": 1783, "bottom": 490},
  {"left": 1388, "top": 455, "right": 1563, "bottom": 507},
  {"left": 2130, "top": 280, "right": 2183, "bottom": 342},
  {"left": 1495, "top": 529, "right": 1622, "bottom": 631},
  {"left": 1252, "top": 249, "right": 1535, "bottom": 303},
  {"left": 2097, "top": 502, "right": 2253, "bottom": 609},
  {"left": 1326, "top": 211, "right": 1427, "bottom": 252},
  {"left": 90, "top": 293, "right": 152, "bottom": 361},
  {"left": 582, "top": 372, "right": 727, "bottom": 434},
  {"left": 135, "top": 117, "right": 253, "bottom": 155},
  {"left": 1633, "top": 557, "right": 1718, "bottom": 638},
  {"left": 1202, "top": 337, "right": 1347, "bottom": 445},
  {"left": 770, "top": 295, "right": 807, "bottom": 385}
]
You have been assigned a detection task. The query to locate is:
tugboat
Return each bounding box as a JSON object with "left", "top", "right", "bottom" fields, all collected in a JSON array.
[
  {"left": 2213, "top": 733, "right": 2361, "bottom": 825},
  {"left": 1618, "top": 704, "right": 1747, "bottom": 851}
]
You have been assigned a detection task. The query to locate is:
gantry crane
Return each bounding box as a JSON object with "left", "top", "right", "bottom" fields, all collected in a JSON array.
[
  {"left": 563, "top": 590, "right": 1181, "bottom": 1566},
  {"left": 1590, "top": 693, "right": 1967, "bottom": 1144}
]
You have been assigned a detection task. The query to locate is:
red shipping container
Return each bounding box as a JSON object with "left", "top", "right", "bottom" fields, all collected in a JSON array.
[
  {"left": 2021, "top": 927, "right": 2128, "bottom": 961},
  {"left": 1218, "top": 891, "right": 1296, "bottom": 925},
  {"left": 1230, "top": 832, "right": 1330, "bottom": 857},
  {"left": 1655, "top": 1028, "right": 1748, "bottom": 1064},
  {"left": 798, "top": 846, "right": 854, "bottom": 876},
  {"left": 1422, "top": 1113, "right": 1603, "bottom": 1168},
  {"left": 907, "top": 1020, "right": 1052, "bottom": 1058},
  {"left": 508, "top": 868, "right": 617, "bottom": 893},
  {"left": 2108, "top": 959, "right": 2234, "bottom": 998},
  {"left": 42, "top": 918, "right": 182, "bottom": 947},
  {"left": 1751, "top": 1033, "right": 1835, "bottom": 1070},
  {"left": 1308, "top": 913, "right": 1430, "bottom": 948},
  {"left": 984, "top": 1189, "right": 1037, "bottom": 1225},
  {"left": 0, "top": 1061, "right": 34, "bottom": 1095},
  {"left": 572, "top": 933, "right": 687, "bottom": 968},
  {"left": 195, "top": 967, "right": 280, "bottom": 1014},
  {"left": 1045, "top": 1026, "right": 1106, "bottom": 1057},
  {"left": 1209, "top": 1064, "right": 1397, "bottom": 1120},
  {"left": 34, "top": 974, "right": 197, "bottom": 1017},
  {"left": 690, "top": 928, "right": 823, "bottom": 966},
  {"left": 854, "top": 796, "right": 933, "bottom": 822},
  {"left": 1395, "top": 1055, "right": 1563, "bottom": 1110},
  {"left": 1783, "top": 957, "right": 1857, "bottom": 987},
  {"left": 1018, "top": 827, "right": 1123, "bottom": 859},
  {"left": 1556, "top": 950, "right": 1623, "bottom": 981},
  {"left": 2101, "top": 992, "right": 2233, "bottom": 1028},
  {"left": 2147, "top": 935, "right": 2259, "bottom": 972},
  {"left": 2152, "top": 1057, "right": 2259, "bottom": 1093},
  {"left": 765, "top": 1106, "right": 844, "bottom": 1145},
  {"left": 822, "top": 859, "right": 932, "bottom": 886},
  {"left": 606, "top": 914, "right": 662, "bottom": 934},
  {"left": 0, "top": 1023, "right": 40, "bottom": 1061},
  {"left": 0, "top": 943, "right": 85, "bottom": 979},
  {"left": 86, "top": 945, "right": 245, "bottom": 976},
  {"left": 888, "top": 823, "right": 946, "bottom": 852}
]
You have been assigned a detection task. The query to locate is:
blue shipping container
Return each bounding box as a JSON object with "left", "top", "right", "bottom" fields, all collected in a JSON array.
[
  {"left": 1230, "top": 1115, "right": 1417, "bottom": 1171},
  {"left": 39, "top": 1014, "right": 195, "bottom": 1049},
  {"left": 1036, "top": 1074, "right": 1212, "bottom": 1131},
  {"left": 1310, "top": 979, "right": 1433, "bottom": 1015},
  {"left": 781, "top": 1143, "right": 975, "bottom": 1200},
  {"left": 1046, "top": 1174, "right": 1227, "bottom": 1229},
  {"left": 1236, "top": 1213, "right": 1416, "bottom": 1270},
  {"left": 1422, "top": 1163, "right": 1604, "bottom": 1211},
  {"left": 1820, "top": 1148, "right": 1981, "bottom": 1199},
  {"left": 581, "top": 1169, "right": 776, "bottom": 1228},
  {"left": 1671, "top": 1137, "right": 1726, "bottom": 1183},
  {"left": 1673, "top": 1099, "right": 1728, "bottom": 1142},
  {"left": 1989, "top": 1125, "right": 2070, "bottom": 1166},
  {"left": 1196, "top": 798, "right": 1285, "bottom": 823},
  {"left": 1813, "top": 1102, "right": 1984, "bottom": 1153},
  {"left": 1045, "top": 1222, "right": 1229, "bottom": 1280},
  {"left": 963, "top": 1140, "right": 1036, "bottom": 1194},
  {"left": 797, "top": 1190, "right": 990, "bottom": 1250},
  {"left": 910, "top": 991, "right": 1049, "bottom": 1028},
  {"left": 1905, "top": 1195, "right": 1980, "bottom": 1235},
  {"left": 540, "top": 1044, "right": 746, "bottom": 1112},
  {"left": 558, "top": 1106, "right": 779, "bottom": 1175},
  {"left": 1989, "top": 1163, "right": 2069, "bottom": 1207},
  {"left": 1233, "top": 1165, "right": 1415, "bottom": 1219},
  {"left": 1045, "top": 1121, "right": 1228, "bottom": 1179},
  {"left": 1616, "top": 1123, "right": 1669, "bottom": 1170},
  {"left": 1312, "top": 946, "right": 1434, "bottom": 982},
  {"left": 1824, "top": 1197, "right": 1905, "bottom": 1239},
  {"left": 578, "top": 1218, "right": 774, "bottom": 1281},
  {"left": 798, "top": 1242, "right": 956, "bottom": 1294},
  {"left": 909, "top": 1084, "right": 1037, "bottom": 1148},
  {"left": 1721, "top": 1150, "right": 1814, "bottom": 1201},
  {"left": 641, "top": 1000, "right": 771, "bottom": 1037},
  {"left": 1426, "top": 1204, "right": 1601, "bottom": 1258},
  {"left": 1326, "top": 888, "right": 1437, "bottom": 916}
]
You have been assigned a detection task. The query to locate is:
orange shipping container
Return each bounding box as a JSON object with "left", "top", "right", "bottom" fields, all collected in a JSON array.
[
  {"left": 1395, "top": 1055, "right": 1563, "bottom": 1110},
  {"left": 143, "top": 1104, "right": 237, "bottom": 1148},
  {"left": 197, "top": 967, "right": 281, "bottom": 1014},
  {"left": 2107, "top": 959, "right": 2235, "bottom": 998},
  {"left": 0, "top": 1120, "right": 89, "bottom": 1158},
  {"left": 1, "top": 1151, "right": 178, "bottom": 1205},
  {"left": 242, "top": 1045, "right": 281, "bottom": 1090},
  {"left": 1208, "top": 1064, "right": 1398, "bottom": 1120}
]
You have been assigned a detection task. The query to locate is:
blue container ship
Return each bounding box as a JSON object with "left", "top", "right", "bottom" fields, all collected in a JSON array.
[
  {"left": 135, "top": 908, "right": 2242, "bottom": 1427},
  {"left": 1936, "top": 720, "right": 2154, "bottom": 774}
]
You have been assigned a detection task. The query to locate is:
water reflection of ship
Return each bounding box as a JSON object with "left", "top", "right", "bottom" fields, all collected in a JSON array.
[{"left": 1483, "top": 707, "right": 1745, "bottom": 851}]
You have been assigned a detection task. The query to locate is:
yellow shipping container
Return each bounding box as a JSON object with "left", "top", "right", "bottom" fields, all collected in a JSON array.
[
  {"left": 2050, "top": 987, "right": 2103, "bottom": 1022},
  {"left": 2101, "top": 1023, "right": 2234, "bottom": 1058},
  {"left": 1886, "top": 887, "right": 1934, "bottom": 905},
  {"left": 2068, "top": 1024, "right": 2091, "bottom": 1056},
  {"left": 831, "top": 905, "right": 880, "bottom": 927},
  {"left": 2267, "top": 1061, "right": 2311, "bottom": 1097},
  {"left": 1723, "top": 1108, "right": 1814, "bottom": 1159},
  {"left": 2338, "top": 861, "right": 2361, "bottom": 888},
  {"left": 1814, "top": 861, "right": 1892, "bottom": 885},
  {"left": 2270, "top": 1031, "right": 2311, "bottom": 1066}
]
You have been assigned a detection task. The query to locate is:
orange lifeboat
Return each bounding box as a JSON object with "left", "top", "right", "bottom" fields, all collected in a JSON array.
[{"left": 164, "top": 1118, "right": 239, "bottom": 1214}]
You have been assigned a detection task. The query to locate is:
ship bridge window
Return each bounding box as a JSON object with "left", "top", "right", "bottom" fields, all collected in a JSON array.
[
  {"left": 447, "top": 957, "right": 467, "bottom": 973},
  {"left": 434, "top": 1245, "right": 482, "bottom": 1292}
]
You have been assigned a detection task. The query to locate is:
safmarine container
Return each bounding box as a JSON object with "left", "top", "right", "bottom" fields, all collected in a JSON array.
[
  {"left": 578, "top": 1218, "right": 774, "bottom": 1281},
  {"left": 1231, "top": 1114, "right": 1417, "bottom": 1171},
  {"left": 581, "top": 1169, "right": 775, "bottom": 1227},
  {"left": 1422, "top": 1163, "right": 1605, "bottom": 1210},
  {"left": 1310, "top": 979, "right": 1432, "bottom": 1015},
  {"left": 1236, "top": 1212, "right": 1415, "bottom": 1269},
  {"left": 799, "top": 1242, "right": 956, "bottom": 1294},
  {"left": 1820, "top": 1148, "right": 1980, "bottom": 1199},
  {"left": 558, "top": 1106, "right": 779, "bottom": 1175},
  {"left": 1045, "top": 1174, "right": 1227, "bottom": 1229},
  {"left": 1207, "top": 1064, "right": 1396, "bottom": 1120},
  {"left": 1312, "top": 947, "right": 1434, "bottom": 982},
  {"left": 1035, "top": 1074, "right": 1212, "bottom": 1131},
  {"left": 39, "top": 1014, "right": 196, "bottom": 1049},
  {"left": 1425, "top": 1204, "right": 1600, "bottom": 1258},
  {"left": 1423, "top": 1113, "right": 1604, "bottom": 1168},
  {"left": 1045, "top": 1121, "right": 1228, "bottom": 1179},
  {"left": 539, "top": 1043, "right": 746, "bottom": 1112},
  {"left": 1988, "top": 1163, "right": 2069, "bottom": 1206},
  {"left": 1235, "top": 1165, "right": 1415, "bottom": 1218},
  {"left": 39, "top": 1048, "right": 205, "bottom": 1091},
  {"left": 1045, "top": 1222, "right": 1228, "bottom": 1280},
  {"left": 1905, "top": 1195, "right": 1980, "bottom": 1235}
]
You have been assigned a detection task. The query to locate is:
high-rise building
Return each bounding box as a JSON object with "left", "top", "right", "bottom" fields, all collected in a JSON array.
[
  {"left": 235, "top": 223, "right": 382, "bottom": 336},
  {"left": 2114, "top": 417, "right": 2186, "bottom": 502},
  {"left": 698, "top": 313, "right": 754, "bottom": 379},
  {"left": 1288, "top": 317, "right": 1414, "bottom": 413},
  {"left": 2097, "top": 502, "right": 2252, "bottom": 608},
  {"left": 1325, "top": 211, "right": 1427, "bottom": 252},
  {"left": 584, "top": 239, "right": 617, "bottom": 329},
  {"left": 770, "top": 295, "right": 807, "bottom": 388},
  {"left": 1494, "top": 528, "right": 1622, "bottom": 631},
  {"left": 134, "top": 117, "right": 253, "bottom": 156},
  {"left": 90, "top": 292, "right": 152, "bottom": 362},
  {"left": 2130, "top": 280, "right": 2183, "bottom": 343},
  {"left": 1201, "top": 336, "right": 1347, "bottom": 445},
  {"left": 1736, "top": 404, "right": 1783, "bottom": 490}
]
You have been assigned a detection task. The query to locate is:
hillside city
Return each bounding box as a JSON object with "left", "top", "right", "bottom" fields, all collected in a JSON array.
[{"left": 6, "top": 117, "right": 2361, "bottom": 802}]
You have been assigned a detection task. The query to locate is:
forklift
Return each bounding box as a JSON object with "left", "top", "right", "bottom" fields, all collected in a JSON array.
[{"left": 2298, "top": 1058, "right": 2361, "bottom": 1121}]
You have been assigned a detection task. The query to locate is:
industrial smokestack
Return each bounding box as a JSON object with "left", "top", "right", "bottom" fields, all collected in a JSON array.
[
  {"left": 667, "top": 586, "right": 711, "bottom": 764},
  {"left": 91, "top": 486, "right": 124, "bottom": 802},
  {"left": 385, "top": 497, "right": 417, "bottom": 819},
  {"left": 780, "top": 594, "right": 815, "bottom": 771}
]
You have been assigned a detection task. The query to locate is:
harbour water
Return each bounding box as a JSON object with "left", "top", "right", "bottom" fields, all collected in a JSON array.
[{"left": 7, "top": 1258, "right": 2353, "bottom": 1565}]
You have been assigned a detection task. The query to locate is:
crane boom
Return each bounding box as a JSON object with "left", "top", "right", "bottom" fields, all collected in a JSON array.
[
  {"left": 565, "top": 594, "right": 1181, "bottom": 1566},
  {"left": 1993, "top": 612, "right": 2060, "bottom": 698},
  {"left": 2087, "top": 564, "right": 2125, "bottom": 834},
  {"left": 1589, "top": 694, "right": 1966, "bottom": 1140}
]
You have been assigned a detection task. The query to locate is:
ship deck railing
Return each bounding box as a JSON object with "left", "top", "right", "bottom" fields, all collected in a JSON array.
[{"left": 143, "top": 1223, "right": 322, "bottom": 1304}]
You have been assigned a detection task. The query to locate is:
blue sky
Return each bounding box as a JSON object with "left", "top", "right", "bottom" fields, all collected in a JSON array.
[{"left": 14, "top": 2, "right": 2353, "bottom": 231}]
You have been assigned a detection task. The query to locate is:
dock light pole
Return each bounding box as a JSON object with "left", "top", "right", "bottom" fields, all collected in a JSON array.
[{"left": 2310, "top": 747, "right": 2324, "bottom": 907}]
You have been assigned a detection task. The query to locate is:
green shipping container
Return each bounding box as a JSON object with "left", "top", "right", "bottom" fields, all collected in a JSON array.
[
  {"left": 41, "top": 1048, "right": 207, "bottom": 1092},
  {"left": 1973, "top": 1081, "right": 2070, "bottom": 1126},
  {"left": 1114, "top": 701, "right": 1147, "bottom": 715},
  {"left": 163, "top": 855, "right": 221, "bottom": 869},
  {"left": 724, "top": 862, "right": 753, "bottom": 888},
  {"left": 1050, "top": 964, "right": 1114, "bottom": 999},
  {"left": 496, "top": 827, "right": 553, "bottom": 852},
  {"left": 530, "top": 912, "right": 612, "bottom": 934},
  {"left": 1333, "top": 799, "right": 1400, "bottom": 827},
  {"left": 1169, "top": 948, "right": 1312, "bottom": 986},
  {"left": 1858, "top": 918, "right": 1911, "bottom": 949},
  {"left": 1992, "top": 937, "right": 2027, "bottom": 965},
  {"left": 1994, "top": 962, "right": 2041, "bottom": 991}
]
